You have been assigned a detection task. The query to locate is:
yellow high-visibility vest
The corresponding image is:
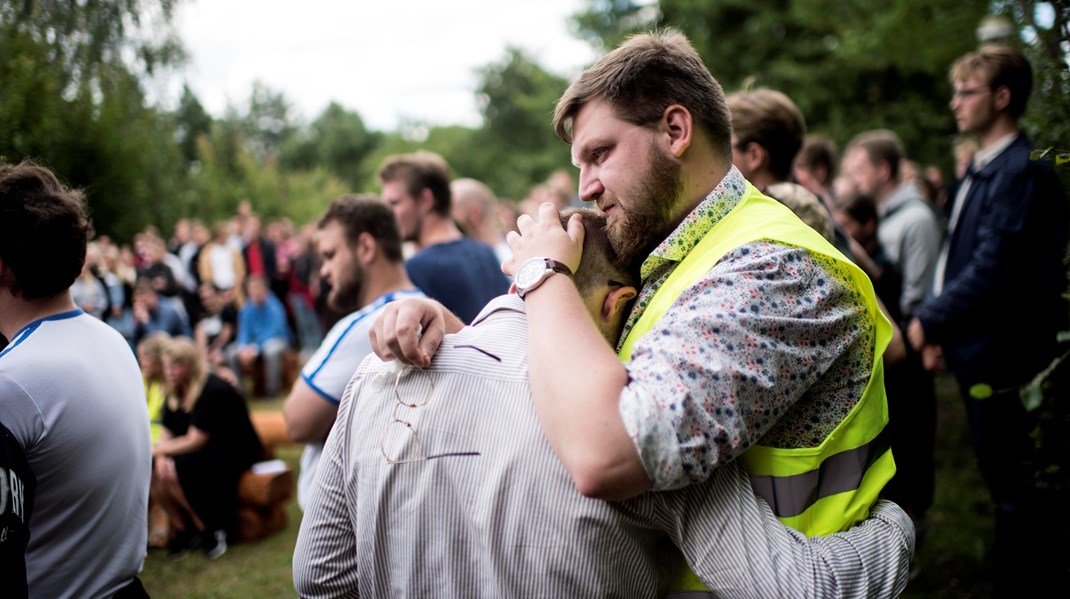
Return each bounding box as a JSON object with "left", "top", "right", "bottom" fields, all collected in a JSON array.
[{"left": 618, "top": 184, "right": 896, "bottom": 590}]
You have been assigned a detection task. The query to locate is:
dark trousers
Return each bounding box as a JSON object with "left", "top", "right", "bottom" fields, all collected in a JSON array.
[
  {"left": 958, "top": 377, "right": 1069, "bottom": 596},
  {"left": 883, "top": 348, "right": 937, "bottom": 523}
]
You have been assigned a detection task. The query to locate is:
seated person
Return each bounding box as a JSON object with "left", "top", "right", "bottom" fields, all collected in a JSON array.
[
  {"left": 136, "top": 332, "right": 171, "bottom": 444},
  {"left": 194, "top": 283, "right": 239, "bottom": 385},
  {"left": 151, "top": 337, "right": 263, "bottom": 560},
  {"left": 228, "top": 275, "right": 291, "bottom": 397},
  {"left": 294, "top": 209, "right": 914, "bottom": 597},
  {"left": 136, "top": 331, "right": 174, "bottom": 548},
  {"left": 132, "top": 278, "right": 191, "bottom": 347}
]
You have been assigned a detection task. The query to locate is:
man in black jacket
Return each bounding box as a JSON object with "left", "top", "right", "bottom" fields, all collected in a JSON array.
[{"left": 908, "top": 44, "right": 1069, "bottom": 596}]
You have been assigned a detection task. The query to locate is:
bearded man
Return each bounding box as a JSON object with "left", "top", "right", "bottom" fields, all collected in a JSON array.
[
  {"left": 371, "top": 29, "right": 900, "bottom": 593},
  {"left": 283, "top": 195, "right": 424, "bottom": 509}
]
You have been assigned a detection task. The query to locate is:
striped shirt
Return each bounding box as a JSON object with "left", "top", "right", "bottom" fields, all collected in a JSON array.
[{"left": 293, "top": 295, "right": 913, "bottom": 598}]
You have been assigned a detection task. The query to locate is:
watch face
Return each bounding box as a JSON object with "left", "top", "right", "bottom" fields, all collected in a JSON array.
[{"left": 515, "top": 258, "right": 547, "bottom": 289}]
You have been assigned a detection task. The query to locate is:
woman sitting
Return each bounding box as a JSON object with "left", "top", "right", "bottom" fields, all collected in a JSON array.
[{"left": 150, "top": 336, "right": 263, "bottom": 559}]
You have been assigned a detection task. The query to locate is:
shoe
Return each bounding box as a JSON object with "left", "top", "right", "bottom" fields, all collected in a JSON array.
[
  {"left": 202, "top": 529, "right": 227, "bottom": 560},
  {"left": 167, "top": 529, "right": 199, "bottom": 560}
]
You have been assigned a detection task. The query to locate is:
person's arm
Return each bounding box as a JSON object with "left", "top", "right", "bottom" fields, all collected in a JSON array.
[
  {"left": 293, "top": 381, "right": 360, "bottom": 597},
  {"left": 659, "top": 461, "right": 913, "bottom": 598},
  {"left": 913, "top": 164, "right": 1035, "bottom": 343},
  {"left": 368, "top": 297, "right": 465, "bottom": 366},
  {"left": 508, "top": 203, "right": 649, "bottom": 500},
  {"left": 283, "top": 378, "right": 338, "bottom": 443},
  {"left": 152, "top": 425, "right": 209, "bottom": 457}
]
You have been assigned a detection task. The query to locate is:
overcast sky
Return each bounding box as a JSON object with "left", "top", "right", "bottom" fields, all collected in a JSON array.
[{"left": 174, "top": 0, "right": 599, "bottom": 131}]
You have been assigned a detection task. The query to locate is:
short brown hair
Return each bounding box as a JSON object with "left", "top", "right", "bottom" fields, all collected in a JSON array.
[
  {"left": 0, "top": 160, "right": 93, "bottom": 299},
  {"left": 950, "top": 44, "right": 1033, "bottom": 118},
  {"left": 795, "top": 134, "right": 839, "bottom": 184},
  {"left": 552, "top": 28, "right": 732, "bottom": 158},
  {"left": 727, "top": 88, "right": 806, "bottom": 181},
  {"left": 377, "top": 151, "right": 453, "bottom": 216},
  {"left": 559, "top": 207, "right": 638, "bottom": 295},
  {"left": 318, "top": 194, "right": 404, "bottom": 263},
  {"left": 846, "top": 129, "right": 904, "bottom": 181}
]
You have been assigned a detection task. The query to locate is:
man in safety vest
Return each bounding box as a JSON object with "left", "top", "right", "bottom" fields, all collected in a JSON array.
[{"left": 370, "top": 28, "right": 902, "bottom": 593}]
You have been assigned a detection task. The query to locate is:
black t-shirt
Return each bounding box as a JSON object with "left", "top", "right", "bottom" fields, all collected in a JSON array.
[
  {"left": 0, "top": 420, "right": 35, "bottom": 599},
  {"left": 163, "top": 374, "right": 264, "bottom": 472}
]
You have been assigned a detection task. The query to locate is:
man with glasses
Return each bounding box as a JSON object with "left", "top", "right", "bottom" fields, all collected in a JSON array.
[
  {"left": 907, "top": 44, "right": 1068, "bottom": 596},
  {"left": 293, "top": 208, "right": 914, "bottom": 598}
]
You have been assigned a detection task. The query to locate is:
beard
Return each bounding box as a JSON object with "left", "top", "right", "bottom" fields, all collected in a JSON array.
[
  {"left": 606, "top": 144, "right": 683, "bottom": 268},
  {"left": 327, "top": 271, "right": 363, "bottom": 313}
]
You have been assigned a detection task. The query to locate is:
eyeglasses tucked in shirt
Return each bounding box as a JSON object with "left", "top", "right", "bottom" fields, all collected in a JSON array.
[{"left": 379, "top": 365, "right": 481, "bottom": 464}]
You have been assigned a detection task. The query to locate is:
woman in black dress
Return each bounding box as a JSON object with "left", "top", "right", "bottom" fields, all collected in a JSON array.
[{"left": 150, "top": 336, "right": 263, "bottom": 559}]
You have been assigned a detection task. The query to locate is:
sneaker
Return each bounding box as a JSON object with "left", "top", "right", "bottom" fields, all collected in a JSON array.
[
  {"left": 166, "top": 529, "right": 198, "bottom": 560},
  {"left": 202, "top": 529, "right": 227, "bottom": 560}
]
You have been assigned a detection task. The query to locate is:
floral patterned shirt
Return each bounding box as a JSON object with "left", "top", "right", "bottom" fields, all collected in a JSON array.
[{"left": 617, "top": 167, "right": 876, "bottom": 491}]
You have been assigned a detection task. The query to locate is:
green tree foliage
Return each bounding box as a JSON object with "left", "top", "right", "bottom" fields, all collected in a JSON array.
[
  {"left": 174, "top": 83, "right": 213, "bottom": 166},
  {"left": 0, "top": 0, "right": 188, "bottom": 242},
  {"left": 469, "top": 47, "right": 576, "bottom": 199},
  {"left": 279, "top": 102, "right": 382, "bottom": 190},
  {"left": 572, "top": 0, "right": 991, "bottom": 170}
]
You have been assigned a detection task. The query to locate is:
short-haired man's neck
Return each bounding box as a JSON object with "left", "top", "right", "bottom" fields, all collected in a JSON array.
[
  {"left": 415, "top": 210, "right": 464, "bottom": 249},
  {"left": 975, "top": 110, "right": 1020, "bottom": 150},
  {"left": 359, "top": 259, "right": 416, "bottom": 309},
  {"left": 0, "top": 284, "right": 77, "bottom": 340},
  {"left": 676, "top": 134, "right": 733, "bottom": 224}
]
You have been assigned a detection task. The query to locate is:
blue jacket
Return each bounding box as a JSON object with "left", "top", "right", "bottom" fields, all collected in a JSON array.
[{"left": 914, "top": 134, "right": 1068, "bottom": 386}]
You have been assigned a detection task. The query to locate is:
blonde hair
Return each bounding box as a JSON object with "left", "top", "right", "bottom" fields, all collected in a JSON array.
[
  {"left": 137, "top": 332, "right": 172, "bottom": 383},
  {"left": 163, "top": 336, "right": 209, "bottom": 411}
]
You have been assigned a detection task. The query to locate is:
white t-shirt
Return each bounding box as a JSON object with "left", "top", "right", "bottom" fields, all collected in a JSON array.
[
  {"left": 0, "top": 309, "right": 150, "bottom": 599},
  {"left": 297, "top": 289, "right": 425, "bottom": 508}
]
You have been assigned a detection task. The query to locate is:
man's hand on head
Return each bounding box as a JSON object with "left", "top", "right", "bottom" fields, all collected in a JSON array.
[
  {"left": 503, "top": 203, "right": 584, "bottom": 277},
  {"left": 369, "top": 297, "right": 463, "bottom": 367}
]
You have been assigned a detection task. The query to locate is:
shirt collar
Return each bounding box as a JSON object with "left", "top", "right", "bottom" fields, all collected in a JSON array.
[
  {"left": 639, "top": 166, "right": 748, "bottom": 281},
  {"left": 973, "top": 132, "right": 1018, "bottom": 172}
]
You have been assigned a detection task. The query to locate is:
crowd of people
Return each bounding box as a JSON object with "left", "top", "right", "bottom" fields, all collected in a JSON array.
[{"left": 0, "top": 27, "right": 1065, "bottom": 599}]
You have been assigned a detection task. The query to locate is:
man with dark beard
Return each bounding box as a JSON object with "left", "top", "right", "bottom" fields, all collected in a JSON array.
[
  {"left": 283, "top": 195, "right": 424, "bottom": 510},
  {"left": 369, "top": 29, "right": 898, "bottom": 593}
]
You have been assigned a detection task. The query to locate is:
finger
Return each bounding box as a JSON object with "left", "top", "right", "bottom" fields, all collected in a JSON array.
[
  {"left": 537, "top": 201, "right": 561, "bottom": 226},
  {"left": 516, "top": 213, "right": 536, "bottom": 235},
  {"left": 370, "top": 307, "right": 398, "bottom": 361}
]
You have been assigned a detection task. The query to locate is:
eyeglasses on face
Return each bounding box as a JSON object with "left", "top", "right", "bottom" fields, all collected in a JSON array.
[
  {"left": 951, "top": 86, "right": 991, "bottom": 100},
  {"left": 379, "top": 365, "right": 480, "bottom": 465}
]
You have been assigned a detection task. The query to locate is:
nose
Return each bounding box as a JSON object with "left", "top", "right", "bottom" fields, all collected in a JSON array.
[
  {"left": 578, "top": 169, "right": 604, "bottom": 202},
  {"left": 319, "top": 262, "right": 330, "bottom": 281}
]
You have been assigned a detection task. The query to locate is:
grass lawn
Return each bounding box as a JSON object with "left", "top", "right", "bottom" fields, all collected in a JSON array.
[{"left": 140, "top": 376, "right": 1003, "bottom": 598}]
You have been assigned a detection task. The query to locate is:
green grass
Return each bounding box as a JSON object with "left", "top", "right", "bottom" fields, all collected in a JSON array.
[{"left": 141, "top": 378, "right": 1001, "bottom": 598}]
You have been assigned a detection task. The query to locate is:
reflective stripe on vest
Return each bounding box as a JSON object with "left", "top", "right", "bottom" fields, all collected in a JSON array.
[{"left": 617, "top": 184, "right": 895, "bottom": 590}]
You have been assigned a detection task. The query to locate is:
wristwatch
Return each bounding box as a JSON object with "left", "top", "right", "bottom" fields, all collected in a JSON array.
[{"left": 514, "top": 257, "right": 573, "bottom": 299}]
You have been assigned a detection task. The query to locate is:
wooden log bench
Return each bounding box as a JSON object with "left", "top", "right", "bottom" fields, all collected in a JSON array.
[{"left": 237, "top": 410, "right": 298, "bottom": 542}]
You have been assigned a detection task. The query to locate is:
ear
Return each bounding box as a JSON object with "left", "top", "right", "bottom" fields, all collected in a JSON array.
[
  {"left": 417, "top": 188, "right": 436, "bottom": 215},
  {"left": 739, "top": 142, "right": 767, "bottom": 175},
  {"left": 993, "top": 85, "right": 1011, "bottom": 112},
  {"left": 602, "top": 285, "right": 638, "bottom": 323},
  {"left": 662, "top": 105, "right": 693, "bottom": 158},
  {"left": 356, "top": 232, "right": 378, "bottom": 266}
]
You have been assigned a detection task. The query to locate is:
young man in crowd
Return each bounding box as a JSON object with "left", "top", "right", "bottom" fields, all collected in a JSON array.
[{"left": 0, "top": 160, "right": 151, "bottom": 598}]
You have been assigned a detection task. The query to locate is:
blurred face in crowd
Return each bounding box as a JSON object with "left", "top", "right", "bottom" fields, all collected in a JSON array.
[
  {"left": 950, "top": 77, "right": 998, "bottom": 135},
  {"left": 381, "top": 180, "right": 423, "bottom": 243},
  {"left": 247, "top": 277, "right": 269, "bottom": 304},
  {"left": 840, "top": 148, "right": 884, "bottom": 197},
  {"left": 317, "top": 219, "right": 363, "bottom": 313},
  {"left": 163, "top": 355, "right": 191, "bottom": 387},
  {"left": 571, "top": 98, "right": 682, "bottom": 267}
]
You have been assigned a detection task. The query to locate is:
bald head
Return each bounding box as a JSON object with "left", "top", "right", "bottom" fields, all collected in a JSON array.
[{"left": 451, "top": 178, "right": 500, "bottom": 239}]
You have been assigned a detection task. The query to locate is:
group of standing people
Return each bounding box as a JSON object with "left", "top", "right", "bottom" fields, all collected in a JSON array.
[{"left": 0, "top": 25, "right": 1065, "bottom": 599}]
